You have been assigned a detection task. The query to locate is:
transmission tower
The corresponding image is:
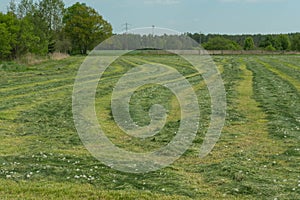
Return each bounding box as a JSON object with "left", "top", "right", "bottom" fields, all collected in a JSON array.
[
  {"left": 152, "top": 25, "right": 155, "bottom": 36},
  {"left": 122, "top": 22, "right": 131, "bottom": 33}
]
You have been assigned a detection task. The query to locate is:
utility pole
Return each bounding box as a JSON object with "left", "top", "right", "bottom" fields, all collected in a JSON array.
[
  {"left": 152, "top": 25, "right": 155, "bottom": 36},
  {"left": 122, "top": 23, "right": 131, "bottom": 50},
  {"left": 199, "top": 31, "right": 202, "bottom": 45},
  {"left": 122, "top": 22, "right": 131, "bottom": 33}
]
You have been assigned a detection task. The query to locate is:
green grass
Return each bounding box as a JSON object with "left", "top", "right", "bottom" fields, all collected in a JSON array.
[{"left": 0, "top": 54, "right": 299, "bottom": 199}]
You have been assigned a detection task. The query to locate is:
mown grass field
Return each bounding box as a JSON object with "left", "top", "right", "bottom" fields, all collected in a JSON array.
[{"left": 0, "top": 54, "right": 299, "bottom": 199}]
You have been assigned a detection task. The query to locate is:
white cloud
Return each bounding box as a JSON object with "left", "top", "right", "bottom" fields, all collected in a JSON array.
[{"left": 144, "top": 0, "right": 180, "bottom": 5}]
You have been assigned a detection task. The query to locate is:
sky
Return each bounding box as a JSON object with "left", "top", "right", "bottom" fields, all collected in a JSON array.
[{"left": 0, "top": 0, "right": 299, "bottom": 34}]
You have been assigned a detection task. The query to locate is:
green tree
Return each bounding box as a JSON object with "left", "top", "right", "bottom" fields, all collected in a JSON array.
[
  {"left": 39, "top": 0, "right": 65, "bottom": 32},
  {"left": 259, "top": 35, "right": 280, "bottom": 50},
  {"left": 276, "top": 34, "right": 291, "bottom": 50},
  {"left": 63, "top": 3, "right": 112, "bottom": 54},
  {"left": 54, "top": 28, "right": 72, "bottom": 53},
  {"left": 16, "top": 16, "right": 45, "bottom": 55},
  {"left": 7, "top": 0, "right": 17, "bottom": 14},
  {"left": 0, "top": 23, "right": 12, "bottom": 58},
  {"left": 0, "top": 12, "right": 19, "bottom": 58},
  {"left": 6, "top": 0, "right": 48, "bottom": 57},
  {"left": 25, "top": 13, "right": 49, "bottom": 55},
  {"left": 203, "top": 37, "right": 241, "bottom": 50},
  {"left": 291, "top": 34, "right": 300, "bottom": 51},
  {"left": 243, "top": 37, "right": 255, "bottom": 50},
  {"left": 165, "top": 35, "right": 183, "bottom": 49},
  {"left": 17, "top": 0, "right": 35, "bottom": 18},
  {"left": 264, "top": 44, "right": 276, "bottom": 51},
  {"left": 38, "top": 0, "right": 65, "bottom": 52}
]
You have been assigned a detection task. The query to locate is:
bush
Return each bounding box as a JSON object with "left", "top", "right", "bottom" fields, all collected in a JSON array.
[
  {"left": 264, "top": 45, "right": 276, "bottom": 51},
  {"left": 203, "top": 37, "right": 242, "bottom": 50}
]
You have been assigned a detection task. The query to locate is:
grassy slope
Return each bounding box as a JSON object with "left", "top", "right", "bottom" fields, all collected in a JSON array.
[{"left": 0, "top": 55, "right": 299, "bottom": 199}]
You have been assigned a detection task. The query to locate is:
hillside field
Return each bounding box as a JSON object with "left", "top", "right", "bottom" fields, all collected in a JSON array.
[{"left": 0, "top": 54, "right": 299, "bottom": 199}]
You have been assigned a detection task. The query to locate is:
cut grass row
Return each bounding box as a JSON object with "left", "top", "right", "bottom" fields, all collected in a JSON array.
[
  {"left": 0, "top": 54, "right": 299, "bottom": 199},
  {"left": 256, "top": 57, "right": 300, "bottom": 91}
]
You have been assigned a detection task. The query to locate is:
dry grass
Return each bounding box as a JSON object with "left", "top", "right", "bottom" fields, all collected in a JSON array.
[
  {"left": 49, "top": 52, "right": 70, "bottom": 61},
  {"left": 16, "top": 53, "right": 48, "bottom": 65},
  {"left": 16, "top": 53, "right": 69, "bottom": 65}
]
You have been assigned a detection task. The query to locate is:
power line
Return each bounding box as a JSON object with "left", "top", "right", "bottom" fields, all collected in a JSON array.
[
  {"left": 122, "top": 22, "right": 131, "bottom": 33},
  {"left": 152, "top": 25, "right": 155, "bottom": 36}
]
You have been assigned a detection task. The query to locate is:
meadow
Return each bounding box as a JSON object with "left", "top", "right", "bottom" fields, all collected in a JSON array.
[{"left": 0, "top": 54, "right": 299, "bottom": 199}]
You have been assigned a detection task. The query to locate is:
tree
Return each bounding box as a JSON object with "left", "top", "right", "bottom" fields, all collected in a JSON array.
[
  {"left": 165, "top": 35, "right": 183, "bottom": 49},
  {"left": 243, "top": 37, "right": 255, "bottom": 50},
  {"left": 6, "top": 0, "right": 49, "bottom": 56},
  {"left": 25, "top": 13, "right": 49, "bottom": 55},
  {"left": 38, "top": 0, "right": 65, "bottom": 53},
  {"left": 264, "top": 44, "right": 276, "bottom": 51},
  {"left": 0, "top": 23, "right": 12, "bottom": 58},
  {"left": 54, "top": 28, "right": 72, "bottom": 53},
  {"left": 7, "top": 0, "right": 17, "bottom": 14},
  {"left": 276, "top": 34, "right": 291, "bottom": 50},
  {"left": 17, "top": 0, "right": 35, "bottom": 18},
  {"left": 259, "top": 35, "right": 280, "bottom": 50},
  {"left": 0, "top": 9, "right": 49, "bottom": 58},
  {"left": 63, "top": 3, "right": 112, "bottom": 54},
  {"left": 291, "top": 34, "right": 300, "bottom": 51},
  {"left": 39, "top": 0, "right": 65, "bottom": 32},
  {"left": 7, "top": 0, "right": 64, "bottom": 54},
  {"left": 203, "top": 37, "right": 241, "bottom": 50},
  {"left": 16, "top": 15, "right": 47, "bottom": 56},
  {"left": 0, "top": 12, "right": 19, "bottom": 59}
]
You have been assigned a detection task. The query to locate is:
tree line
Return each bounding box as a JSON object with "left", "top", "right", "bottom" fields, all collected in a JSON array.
[
  {"left": 1, "top": 0, "right": 300, "bottom": 60},
  {"left": 187, "top": 33, "right": 300, "bottom": 51},
  {"left": 0, "top": 0, "right": 112, "bottom": 60},
  {"left": 96, "top": 33, "right": 300, "bottom": 52}
]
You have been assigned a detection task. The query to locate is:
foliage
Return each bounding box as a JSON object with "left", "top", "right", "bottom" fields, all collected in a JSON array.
[
  {"left": 0, "top": 23, "right": 12, "bottom": 58},
  {"left": 16, "top": 0, "right": 35, "bottom": 18},
  {"left": 259, "top": 35, "right": 279, "bottom": 50},
  {"left": 2, "top": 0, "right": 53, "bottom": 58},
  {"left": 54, "top": 29, "right": 72, "bottom": 53},
  {"left": 38, "top": 0, "right": 65, "bottom": 32},
  {"left": 99, "top": 34, "right": 200, "bottom": 50},
  {"left": 63, "top": 3, "right": 112, "bottom": 54},
  {"left": 1, "top": 0, "right": 111, "bottom": 58},
  {"left": 243, "top": 37, "right": 255, "bottom": 50},
  {"left": 256, "top": 34, "right": 291, "bottom": 51},
  {"left": 0, "top": 12, "right": 19, "bottom": 59},
  {"left": 18, "top": 15, "right": 49, "bottom": 56},
  {"left": 276, "top": 34, "right": 291, "bottom": 50},
  {"left": 38, "top": 0, "right": 65, "bottom": 53},
  {"left": 187, "top": 33, "right": 299, "bottom": 51},
  {"left": 291, "top": 34, "right": 300, "bottom": 51},
  {"left": 203, "top": 36, "right": 242, "bottom": 50},
  {"left": 264, "top": 44, "right": 276, "bottom": 51}
]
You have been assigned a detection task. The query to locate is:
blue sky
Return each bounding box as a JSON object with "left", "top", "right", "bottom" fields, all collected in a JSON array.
[{"left": 0, "top": 0, "right": 299, "bottom": 34}]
